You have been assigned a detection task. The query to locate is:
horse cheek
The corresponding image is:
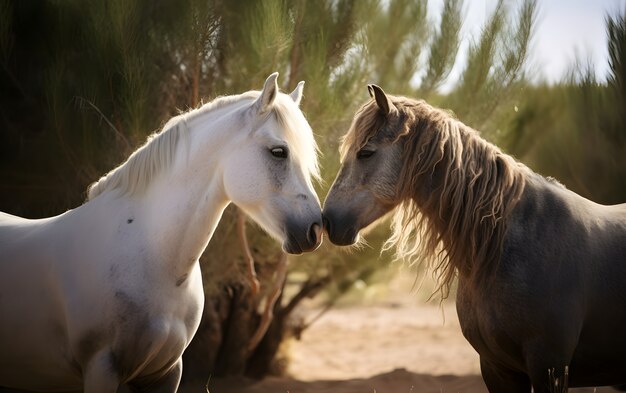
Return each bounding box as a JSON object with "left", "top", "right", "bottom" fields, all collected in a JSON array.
[{"left": 224, "top": 154, "right": 264, "bottom": 207}]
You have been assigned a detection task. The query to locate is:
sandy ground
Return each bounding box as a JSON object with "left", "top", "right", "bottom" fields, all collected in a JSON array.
[
  {"left": 201, "top": 273, "right": 621, "bottom": 393},
  {"left": 287, "top": 302, "right": 479, "bottom": 380}
]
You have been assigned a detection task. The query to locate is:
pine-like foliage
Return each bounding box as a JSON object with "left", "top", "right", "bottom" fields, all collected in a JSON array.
[
  {"left": 502, "top": 8, "right": 626, "bottom": 204},
  {"left": 0, "top": 0, "right": 541, "bottom": 380}
]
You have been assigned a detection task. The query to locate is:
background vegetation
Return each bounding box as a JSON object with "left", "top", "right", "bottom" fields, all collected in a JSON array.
[{"left": 1, "top": 0, "right": 624, "bottom": 383}]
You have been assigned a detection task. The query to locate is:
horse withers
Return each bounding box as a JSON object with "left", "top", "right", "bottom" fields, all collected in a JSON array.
[
  {"left": 322, "top": 84, "right": 626, "bottom": 392},
  {"left": 0, "top": 73, "right": 323, "bottom": 392}
]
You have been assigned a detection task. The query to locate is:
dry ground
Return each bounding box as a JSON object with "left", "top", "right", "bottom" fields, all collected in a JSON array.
[{"left": 195, "top": 272, "right": 621, "bottom": 393}]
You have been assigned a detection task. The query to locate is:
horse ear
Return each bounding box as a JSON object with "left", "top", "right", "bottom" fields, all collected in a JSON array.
[
  {"left": 256, "top": 72, "right": 279, "bottom": 113},
  {"left": 367, "top": 85, "right": 374, "bottom": 98},
  {"left": 370, "top": 84, "right": 396, "bottom": 116},
  {"left": 290, "top": 81, "right": 305, "bottom": 106}
]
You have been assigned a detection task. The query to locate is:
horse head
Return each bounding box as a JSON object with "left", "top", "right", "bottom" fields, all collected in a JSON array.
[
  {"left": 323, "top": 84, "right": 406, "bottom": 246},
  {"left": 220, "top": 73, "right": 323, "bottom": 254}
]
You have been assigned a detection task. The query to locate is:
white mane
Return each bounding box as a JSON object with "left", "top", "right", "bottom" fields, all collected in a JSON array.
[{"left": 87, "top": 91, "right": 319, "bottom": 200}]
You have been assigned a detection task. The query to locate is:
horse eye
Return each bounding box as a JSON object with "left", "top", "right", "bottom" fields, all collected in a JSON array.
[
  {"left": 270, "top": 147, "right": 288, "bottom": 159},
  {"left": 356, "top": 149, "right": 375, "bottom": 159}
]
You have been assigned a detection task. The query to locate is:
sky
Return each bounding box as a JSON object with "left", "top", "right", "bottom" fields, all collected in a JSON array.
[
  {"left": 428, "top": 0, "right": 624, "bottom": 90},
  {"left": 531, "top": 0, "right": 622, "bottom": 82}
]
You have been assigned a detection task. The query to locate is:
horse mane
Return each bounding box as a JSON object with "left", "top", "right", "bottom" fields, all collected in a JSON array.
[
  {"left": 344, "top": 97, "right": 529, "bottom": 298},
  {"left": 87, "top": 91, "right": 319, "bottom": 200}
]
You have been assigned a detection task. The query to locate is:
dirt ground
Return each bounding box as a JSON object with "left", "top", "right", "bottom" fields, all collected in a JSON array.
[{"left": 198, "top": 272, "right": 621, "bottom": 393}]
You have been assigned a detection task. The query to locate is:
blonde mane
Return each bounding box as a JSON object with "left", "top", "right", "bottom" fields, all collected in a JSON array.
[
  {"left": 87, "top": 91, "right": 319, "bottom": 200},
  {"left": 343, "top": 97, "right": 529, "bottom": 298}
]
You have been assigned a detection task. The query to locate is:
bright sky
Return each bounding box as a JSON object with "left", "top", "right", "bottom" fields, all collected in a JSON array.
[
  {"left": 532, "top": 0, "right": 622, "bottom": 82},
  {"left": 428, "top": 0, "right": 624, "bottom": 89}
]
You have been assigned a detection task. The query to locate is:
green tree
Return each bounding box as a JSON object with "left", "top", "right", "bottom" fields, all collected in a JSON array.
[
  {"left": 0, "top": 0, "right": 538, "bottom": 382},
  {"left": 444, "top": 0, "right": 536, "bottom": 132},
  {"left": 501, "top": 9, "right": 626, "bottom": 204}
]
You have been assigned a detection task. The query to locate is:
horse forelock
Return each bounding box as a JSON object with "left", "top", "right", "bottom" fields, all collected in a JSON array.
[
  {"left": 340, "top": 100, "right": 386, "bottom": 161},
  {"left": 271, "top": 95, "right": 321, "bottom": 184},
  {"left": 344, "top": 95, "right": 529, "bottom": 299}
]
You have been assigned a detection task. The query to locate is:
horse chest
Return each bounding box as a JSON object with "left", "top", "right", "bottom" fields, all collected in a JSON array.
[{"left": 456, "top": 278, "right": 530, "bottom": 371}]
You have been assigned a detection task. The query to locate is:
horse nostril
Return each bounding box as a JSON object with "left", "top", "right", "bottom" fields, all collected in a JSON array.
[
  {"left": 308, "top": 223, "right": 322, "bottom": 246},
  {"left": 322, "top": 216, "right": 331, "bottom": 235}
]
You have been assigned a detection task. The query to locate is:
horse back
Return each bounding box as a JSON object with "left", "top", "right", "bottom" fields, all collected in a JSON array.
[
  {"left": 507, "top": 176, "right": 626, "bottom": 279},
  {"left": 0, "top": 210, "right": 69, "bottom": 263}
]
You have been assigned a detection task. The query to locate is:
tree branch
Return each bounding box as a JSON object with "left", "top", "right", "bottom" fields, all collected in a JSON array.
[
  {"left": 237, "top": 210, "right": 260, "bottom": 296},
  {"left": 281, "top": 275, "right": 332, "bottom": 318},
  {"left": 247, "top": 253, "right": 288, "bottom": 352}
]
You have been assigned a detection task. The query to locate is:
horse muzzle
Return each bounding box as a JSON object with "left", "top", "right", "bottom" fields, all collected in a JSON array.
[
  {"left": 283, "top": 218, "right": 323, "bottom": 255},
  {"left": 321, "top": 208, "right": 359, "bottom": 246}
]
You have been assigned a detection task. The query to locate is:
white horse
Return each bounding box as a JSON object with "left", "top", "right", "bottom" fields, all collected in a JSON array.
[{"left": 0, "top": 73, "right": 322, "bottom": 392}]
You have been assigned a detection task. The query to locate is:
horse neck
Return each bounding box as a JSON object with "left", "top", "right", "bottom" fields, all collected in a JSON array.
[
  {"left": 131, "top": 107, "right": 240, "bottom": 275},
  {"left": 142, "top": 172, "right": 227, "bottom": 273},
  {"left": 407, "top": 119, "right": 526, "bottom": 279}
]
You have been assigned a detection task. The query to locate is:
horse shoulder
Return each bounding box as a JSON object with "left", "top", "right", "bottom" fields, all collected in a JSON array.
[
  {"left": 70, "top": 254, "right": 203, "bottom": 383},
  {"left": 457, "top": 178, "right": 597, "bottom": 367}
]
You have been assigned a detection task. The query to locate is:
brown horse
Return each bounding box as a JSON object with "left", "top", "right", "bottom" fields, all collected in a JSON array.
[{"left": 322, "top": 85, "right": 626, "bottom": 392}]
